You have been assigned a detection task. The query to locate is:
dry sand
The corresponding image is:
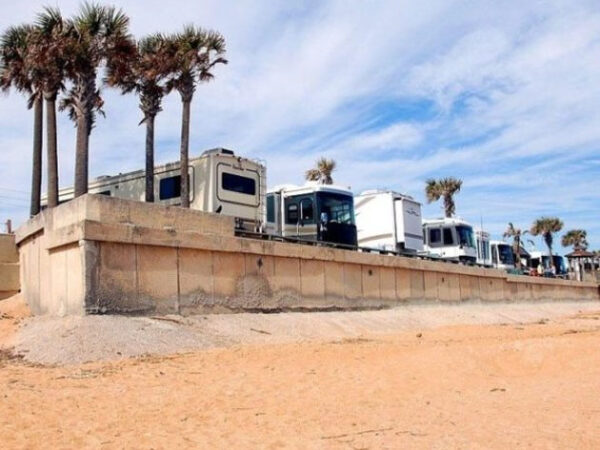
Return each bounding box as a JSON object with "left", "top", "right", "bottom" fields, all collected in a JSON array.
[{"left": 1, "top": 294, "right": 600, "bottom": 448}]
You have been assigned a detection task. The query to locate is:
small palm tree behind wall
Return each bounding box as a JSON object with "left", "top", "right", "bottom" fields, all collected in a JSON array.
[
  {"left": 305, "top": 157, "right": 336, "bottom": 185},
  {"left": 561, "top": 229, "right": 588, "bottom": 251},
  {"left": 503, "top": 222, "right": 527, "bottom": 269},
  {"left": 530, "top": 216, "right": 563, "bottom": 270},
  {"left": 425, "top": 177, "right": 462, "bottom": 218}
]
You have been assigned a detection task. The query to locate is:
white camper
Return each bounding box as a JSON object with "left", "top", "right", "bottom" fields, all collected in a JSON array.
[
  {"left": 44, "top": 148, "right": 266, "bottom": 230},
  {"left": 475, "top": 230, "right": 492, "bottom": 267},
  {"left": 354, "top": 190, "right": 423, "bottom": 254},
  {"left": 422, "top": 217, "right": 477, "bottom": 264},
  {"left": 265, "top": 183, "right": 357, "bottom": 247},
  {"left": 489, "top": 240, "right": 515, "bottom": 270}
]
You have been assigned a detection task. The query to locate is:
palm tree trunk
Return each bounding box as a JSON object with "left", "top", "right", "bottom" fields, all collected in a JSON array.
[
  {"left": 74, "top": 112, "right": 89, "bottom": 197},
  {"left": 514, "top": 236, "right": 521, "bottom": 269},
  {"left": 45, "top": 95, "right": 59, "bottom": 208},
  {"left": 145, "top": 115, "right": 155, "bottom": 202},
  {"left": 30, "top": 97, "right": 43, "bottom": 217},
  {"left": 179, "top": 99, "right": 191, "bottom": 208}
]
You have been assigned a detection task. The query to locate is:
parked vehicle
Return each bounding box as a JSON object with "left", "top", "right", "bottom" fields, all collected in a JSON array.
[
  {"left": 490, "top": 240, "right": 515, "bottom": 270},
  {"left": 422, "top": 217, "right": 477, "bottom": 264},
  {"left": 527, "top": 251, "right": 567, "bottom": 277},
  {"left": 475, "top": 230, "right": 492, "bottom": 267},
  {"left": 354, "top": 190, "right": 423, "bottom": 254},
  {"left": 265, "top": 183, "right": 357, "bottom": 247},
  {"left": 42, "top": 148, "right": 266, "bottom": 231}
]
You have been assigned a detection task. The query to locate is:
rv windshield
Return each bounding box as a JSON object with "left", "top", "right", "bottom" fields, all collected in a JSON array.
[
  {"left": 498, "top": 244, "right": 514, "bottom": 265},
  {"left": 456, "top": 225, "right": 475, "bottom": 248},
  {"left": 317, "top": 192, "right": 355, "bottom": 225}
]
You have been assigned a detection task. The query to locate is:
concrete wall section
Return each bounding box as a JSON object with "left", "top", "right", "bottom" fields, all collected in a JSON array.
[
  {"left": 0, "top": 233, "right": 19, "bottom": 300},
  {"left": 15, "top": 195, "right": 600, "bottom": 316}
]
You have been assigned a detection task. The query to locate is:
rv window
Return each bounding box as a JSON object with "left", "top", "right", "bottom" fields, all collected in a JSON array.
[
  {"left": 159, "top": 175, "right": 182, "bottom": 200},
  {"left": 443, "top": 228, "right": 453, "bottom": 245},
  {"left": 300, "top": 199, "right": 314, "bottom": 223},
  {"left": 222, "top": 172, "right": 256, "bottom": 196},
  {"left": 98, "top": 190, "right": 111, "bottom": 196},
  {"left": 266, "top": 195, "right": 275, "bottom": 223},
  {"left": 286, "top": 203, "right": 298, "bottom": 224},
  {"left": 429, "top": 228, "right": 441, "bottom": 244}
]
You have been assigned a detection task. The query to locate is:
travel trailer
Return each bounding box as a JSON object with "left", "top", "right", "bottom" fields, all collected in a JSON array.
[
  {"left": 475, "top": 230, "right": 492, "bottom": 267},
  {"left": 354, "top": 190, "right": 423, "bottom": 254},
  {"left": 422, "top": 217, "right": 477, "bottom": 264},
  {"left": 265, "top": 183, "right": 358, "bottom": 247},
  {"left": 43, "top": 148, "right": 266, "bottom": 231},
  {"left": 490, "top": 240, "right": 515, "bottom": 270}
]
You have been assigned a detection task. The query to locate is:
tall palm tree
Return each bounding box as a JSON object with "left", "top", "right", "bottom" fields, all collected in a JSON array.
[
  {"left": 425, "top": 177, "right": 463, "bottom": 218},
  {"left": 165, "top": 26, "right": 227, "bottom": 208},
  {"left": 60, "top": 2, "right": 135, "bottom": 198},
  {"left": 503, "top": 222, "right": 527, "bottom": 269},
  {"left": 107, "top": 34, "right": 170, "bottom": 202},
  {"left": 530, "top": 217, "right": 563, "bottom": 269},
  {"left": 561, "top": 229, "right": 588, "bottom": 251},
  {"left": 305, "top": 157, "right": 336, "bottom": 185},
  {"left": 28, "top": 7, "right": 69, "bottom": 208},
  {"left": 0, "top": 24, "right": 43, "bottom": 217}
]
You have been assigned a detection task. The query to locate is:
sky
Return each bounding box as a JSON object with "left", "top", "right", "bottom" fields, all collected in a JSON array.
[{"left": 0, "top": 0, "right": 599, "bottom": 251}]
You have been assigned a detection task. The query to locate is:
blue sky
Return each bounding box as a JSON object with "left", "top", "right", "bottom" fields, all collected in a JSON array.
[{"left": 0, "top": 0, "right": 599, "bottom": 251}]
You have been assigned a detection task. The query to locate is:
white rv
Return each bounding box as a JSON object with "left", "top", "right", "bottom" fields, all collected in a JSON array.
[
  {"left": 489, "top": 240, "right": 515, "bottom": 270},
  {"left": 265, "top": 183, "right": 357, "bottom": 247},
  {"left": 44, "top": 148, "right": 266, "bottom": 230},
  {"left": 354, "top": 190, "right": 423, "bottom": 254},
  {"left": 475, "top": 230, "right": 492, "bottom": 267},
  {"left": 422, "top": 217, "right": 477, "bottom": 264},
  {"left": 527, "top": 250, "right": 567, "bottom": 276}
]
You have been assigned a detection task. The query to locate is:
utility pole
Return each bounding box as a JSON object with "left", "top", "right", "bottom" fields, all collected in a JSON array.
[{"left": 4, "top": 219, "right": 12, "bottom": 234}]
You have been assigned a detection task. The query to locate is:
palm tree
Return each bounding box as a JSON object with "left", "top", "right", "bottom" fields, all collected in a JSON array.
[
  {"left": 28, "top": 7, "right": 69, "bottom": 208},
  {"left": 503, "top": 222, "right": 527, "bottom": 269},
  {"left": 107, "top": 34, "right": 170, "bottom": 202},
  {"left": 60, "top": 2, "right": 135, "bottom": 198},
  {"left": 0, "top": 24, "right": 43, "bottom": 217},
  {"left": 530, "top": 217, "right": 563, "bottom": 269},
  {"left": 305, "top": 157, "right": 336, "bottom": 185},
  {"left": 561, "top": 229, "right": 588, "bottom": 251},
  {"left": 165, "top": 26, "right": 227, "bottom": 207},
  {"left": 425, "top": 177, "right": 463, "bottom": 218}
]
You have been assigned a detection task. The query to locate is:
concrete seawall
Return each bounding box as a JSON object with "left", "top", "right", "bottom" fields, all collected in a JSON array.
[
  {"left": 15, "top": 195, "right": 600, "bottom": 316},
  {"left": 0, "top": 233, "right": 19, "bottom": 300}
]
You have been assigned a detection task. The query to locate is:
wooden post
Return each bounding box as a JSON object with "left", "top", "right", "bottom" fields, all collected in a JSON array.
[{"left": 5, "top": 219, "right": 12, "bottom": 234}]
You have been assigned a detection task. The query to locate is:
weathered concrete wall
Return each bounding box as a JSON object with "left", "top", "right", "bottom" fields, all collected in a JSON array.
[
  {"left": 15, "top": 195, "right": 600, "bottom": 316},
  {"left": 0, "top": 233, "right": 19, "bottom": 299}
]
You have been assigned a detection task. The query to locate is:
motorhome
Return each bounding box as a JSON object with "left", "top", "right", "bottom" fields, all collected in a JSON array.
[
  {"left": 475, "top": 230, "right": 492, "bottom": 267},
  {"left": 490, "top": 240, "right": 515, "bottom": 270},
  {"left": 43, "top": 148, "right": 266, "bottom": 231},
  {"left": 422, "top": 217, "right": 477, "bottom": 264},
  {"left": 265, "top": 183, "right": 357, "bottom": 247},
  {"left": 528, "top": 250, "right": 567, "bottom": 276},
  {"left": 354, "top": 190, "right": 423, "bottom": 254}
]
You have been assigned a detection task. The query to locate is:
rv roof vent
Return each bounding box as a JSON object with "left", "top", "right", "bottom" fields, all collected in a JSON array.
[{"left": 202, "top": 147, "right": 235, "bottom": 157}]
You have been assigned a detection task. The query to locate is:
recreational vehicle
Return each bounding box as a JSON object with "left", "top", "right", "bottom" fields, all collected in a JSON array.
[
  {"left": 422, "top": 217, "right": 477, "bottom": 264},
  {"left": 354, "top": 190, "right": 423, "bottom": 254},
  {"left": 475, "top": 230, "right": 492, "bottom": 267},
  {"left": 490, "top": 240, "right": 515, "bottom": 270},
  {"left": 265, "top": 183, "right": 358, "bottom": 247},
  {"left": 527, "top": 251, "right": 567, "bottom": 276},
  {"left": 43, "top": 148, "right": 266, "bottom": 231}
]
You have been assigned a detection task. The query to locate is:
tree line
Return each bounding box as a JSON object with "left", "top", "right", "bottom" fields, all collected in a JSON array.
[{"left": 0, "top": 2, "right": 226, "bottom": 215}]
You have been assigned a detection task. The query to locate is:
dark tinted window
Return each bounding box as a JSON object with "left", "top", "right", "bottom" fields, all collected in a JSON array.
[
  {"left": 286, "top": 203, "right": 298, "bottom": 224},
  {"left": 266, "top": 194, "right": 275, "bottom": 222},
  {"left": 159, "top": 175, "right": 181, "bottom": 200},
  {"left": 429, "top": 228, "right": 441, "bottom": 244},
  {"left": 300, "top": 199, "right": 314, "bottom": 223},
  {"left": 98, "top": 190, "right": 111, "bottom": 196},
  {"left": 443, "top": 228, "right": 453, "bottom": 245},
  {"left": 222, "top": 172, "right": 256, "bottom": 195}
]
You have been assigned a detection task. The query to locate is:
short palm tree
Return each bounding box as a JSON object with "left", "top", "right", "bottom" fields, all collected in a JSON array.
[
  {"left": 425, "top": 177, "right": 463, "bottom": 218},
  {"left": 165, "top": 26, "right": 227, "bottom": 208},
  {"left": 530, "top": 217, "right": 563, "bottom": 269},
  {"left": 305, "top": 157, "right": 336, "bottom": 185},
  {"left": 0, "top": 24, "right": 43, "bottom": 216},
  {"left": 503, "top": 222, "right": 527, "bottom": 269},
  {"left": 107, "top": 34, "right": 170, "bottom": 202},
  {"left": 60, "top": 2, "right": 136, "bottom": 197},
  {"left": 28, "top": 7, "right": 69, "bottom": 208},
  {"left": 561, "top": 229, "right": 588, "bottom": 251}
]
